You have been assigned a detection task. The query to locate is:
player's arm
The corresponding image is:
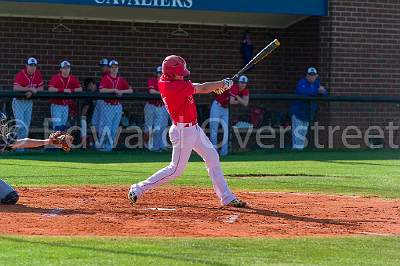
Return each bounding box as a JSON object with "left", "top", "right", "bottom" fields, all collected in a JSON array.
[
  {"left": 99, "top": 88, "right": 116, "bottom": 93},
  {"left": 10, "top": 138, "right": 50, "bottom": 149},
  {"left": 116, "top": 80, "right": 133, "bottom": 95},
  {"left": 149, "top": 89, "right": 160, "bottom": 94},
  {"left": 14, "top": 84, "right": 37, "bottom": 99},
  {"left": 194, "top": 80, "right": 226, "bottom": 94},
  {"left": 13, "top": 84, "right": 31, "bottom": 92},
  {"left": 235, "top": 95, "right": 249, "bottom": 107},
  {"left": 48, "top": 86, "right": 59, "bottom": 92},
  {"left": 118, "top": 88, "right": 133, "bottom": 94},
  {"left": 35, "top": 85, "right": 44, "bottom": 92},
  {"left": 230, "top": 96, "right": 239, "bottom": 105}
]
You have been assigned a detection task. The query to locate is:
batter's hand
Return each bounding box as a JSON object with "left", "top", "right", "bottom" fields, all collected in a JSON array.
[{"left": 214, "top": 78, "right": 233, "bottom": 95}]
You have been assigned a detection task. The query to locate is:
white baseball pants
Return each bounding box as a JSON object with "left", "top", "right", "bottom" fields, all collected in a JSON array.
[{"left": 131, "top": 123, "right": 236, "bottom": 205}]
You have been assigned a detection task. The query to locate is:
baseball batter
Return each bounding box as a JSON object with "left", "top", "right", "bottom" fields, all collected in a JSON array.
[
  {"left": 12, "top": 57, "right": 44, "bottom": 140},
  {"left": 129, "top": 55, "right": 246, "bottom": 208}
]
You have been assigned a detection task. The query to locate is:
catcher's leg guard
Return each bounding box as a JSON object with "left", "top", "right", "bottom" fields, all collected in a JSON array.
[{"left": 0, "top": 179, "right": 19, "bottom": 204}]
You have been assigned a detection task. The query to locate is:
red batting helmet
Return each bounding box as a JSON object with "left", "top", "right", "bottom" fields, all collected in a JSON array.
[{"left": 162, "top": 55, "right": 190, "bottom": 77}]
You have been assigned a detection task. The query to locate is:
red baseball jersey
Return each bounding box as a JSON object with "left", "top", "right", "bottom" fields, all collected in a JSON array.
[
  {"left": 147, "top": 77, "right": 164, "bottom": 106},
  {"left": 48, "top": 74, "right": 81, "bottom": 105},
  {"left": 158, "top": 77, "right": 197, "bottom": 124},
  {"left": 230, "top": 84, "right": 250, "bottom": 98},
  {"left": 214, "top": 89, "right": 231, "bottom": 108},
  {"left": 13, "top": 68, "right": 44, "bottom": 88},
  {"left": 99, "top": 74, "right": 130, "bottom": 105}
]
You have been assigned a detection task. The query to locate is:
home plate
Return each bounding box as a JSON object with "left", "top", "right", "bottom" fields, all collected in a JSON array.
[
  {"left": 143, "top": 208, "right": 176, "bottom": 211},
  {"left": 42, "top": 208, "right": 63, "bottom": 217},
  {"left": 225, "top": 214, "right": 240, "bottom": 224}
]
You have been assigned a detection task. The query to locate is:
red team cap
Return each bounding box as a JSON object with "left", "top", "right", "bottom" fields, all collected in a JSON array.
[{"left": 162, "top": 55, "right": 190, "bottom": 77}]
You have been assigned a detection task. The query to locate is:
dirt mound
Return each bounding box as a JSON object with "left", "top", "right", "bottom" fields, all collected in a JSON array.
[{"left": 1, "top": 186, "right": 399, "bottom": 237}]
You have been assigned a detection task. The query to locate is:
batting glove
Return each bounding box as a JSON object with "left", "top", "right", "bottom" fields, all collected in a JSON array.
[{"left": 214, "top": 78, "right": 233, "bottom": 94}]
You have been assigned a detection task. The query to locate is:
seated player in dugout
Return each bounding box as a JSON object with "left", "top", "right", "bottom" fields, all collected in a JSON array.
[
  {"left": 48, "top": 60, "right": 82, "bottom": 131},
  {"left": 129, "top": 55, "right": 246, "bottom": 208}
]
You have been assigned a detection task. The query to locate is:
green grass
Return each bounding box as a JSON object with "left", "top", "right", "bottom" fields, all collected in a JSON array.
[
  {"left": 0, "top": 235, "right": 399, "bottom": 266},
  {"left": 1, "top": 149, "right": 400, "bottom": 198},
  {"left": 1, "top": 150, "right": 400, "bottom": 265}
]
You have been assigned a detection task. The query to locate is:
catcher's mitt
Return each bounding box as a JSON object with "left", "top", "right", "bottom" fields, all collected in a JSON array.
[{"left": 49, "top": 131, "right": 73, "bottom": 152}]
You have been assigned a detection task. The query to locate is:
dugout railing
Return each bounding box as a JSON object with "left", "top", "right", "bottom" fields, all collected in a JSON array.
[{"left": 1, "top": 91, "right": 399, "bottom": 151}]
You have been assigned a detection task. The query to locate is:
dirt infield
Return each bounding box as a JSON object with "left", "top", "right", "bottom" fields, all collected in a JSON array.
[{"left": 1, "top": 186, "right": 399, "bottom": 237}]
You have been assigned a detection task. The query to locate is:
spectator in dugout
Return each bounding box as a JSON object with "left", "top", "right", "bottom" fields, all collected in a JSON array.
[
  {"left": 91, "top": 58, "right": 109, "bottom": 137},
  {"left": 48, "top": 60, "right": 82, "bottom": 131},
  {"left": 144, "top": 65, "right": 169, "bottom": 152},
  {"left": 210, "top": 75, "right": 250, "bottom": 156},
  {"left": 290, "top": 67, "right": 328, "bottom": 150},
  {"left": 98, "top": 60, "right": 133, "bottom": 152},
  {"left": 12, "top": 57, "right": 44, "bottom": 141}
]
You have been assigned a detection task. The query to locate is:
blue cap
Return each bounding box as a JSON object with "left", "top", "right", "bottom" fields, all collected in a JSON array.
[
  {"left": 60, "top": 60, "right": 71, "bottom": 68},
  {"left": 156, "top": 66, "right": 162, "bottom": 73},
  {"left": 239, "top": 75, "right": 248, "bottom": 83},
  {"left": 307, "top": 67, "right": 318, "bottom": 75},
  {"left": 108, "top": 60, "right": 119, "bottom": 67},
  {"left": 27, "top": 57, "right": 38, "bottom": 65},
  {"left": 99, "top": 58, "right": 108, "bottom": 66}
]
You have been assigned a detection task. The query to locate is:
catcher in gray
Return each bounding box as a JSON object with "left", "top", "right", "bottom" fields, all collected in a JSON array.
[
  {"left": 0, "top": 179, "right": 19, "bottom": 204},
  {"left": 0, "top": 112, "right": 73, "bottom": 204}
]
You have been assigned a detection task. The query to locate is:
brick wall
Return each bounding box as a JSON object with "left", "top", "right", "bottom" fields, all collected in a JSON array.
[
  {"left": 318, "top": 0, "right": 400, "bottom": 148},
  {"left": 0, "top": 16, "right": 320, "bottom": 131}
]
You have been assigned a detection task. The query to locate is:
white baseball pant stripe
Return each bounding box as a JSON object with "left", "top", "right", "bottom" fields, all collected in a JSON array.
[
  {"left": 131, "top": 124, "right": 236, "bottom": 205},
  {"left": 12, "top": 98, "right": 32, "bottom": 139}
]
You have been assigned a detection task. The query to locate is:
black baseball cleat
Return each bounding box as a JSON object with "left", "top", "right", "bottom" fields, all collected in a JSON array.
[
  {"left": 226, "top": 198, "right": 247, "bottom": 208},
  {"left": 128, "top": 189, "right": 137, "bottom": 205}
]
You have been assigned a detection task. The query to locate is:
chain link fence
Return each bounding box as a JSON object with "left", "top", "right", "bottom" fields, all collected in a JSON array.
[{"left": 1, "top": 91, "right": 399, "bottom": 153}]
